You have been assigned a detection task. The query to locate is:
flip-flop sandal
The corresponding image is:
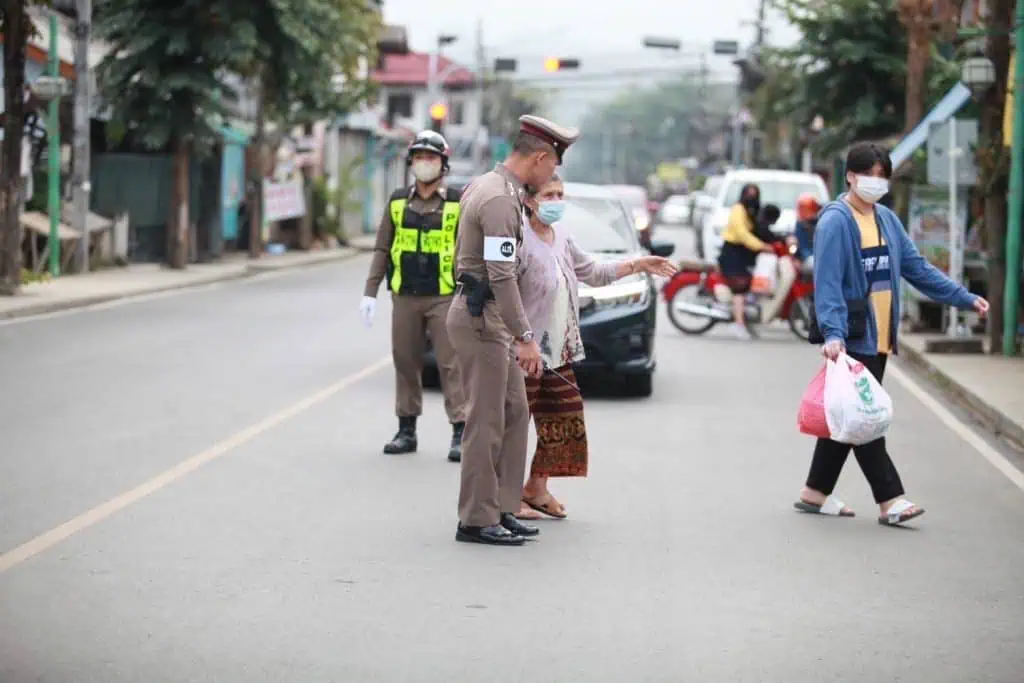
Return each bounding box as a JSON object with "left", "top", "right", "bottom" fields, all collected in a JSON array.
[
  {"left": 878, "top": 499, "right": 925, "bottom": 526},
  {"left": 793, "top": 495, "right": 855, "bottom": 517},
  {"left": 514, "top": 506, "right": 544, "bottom": 521},
  {"left": 523, "top": 494, "right": 568, "bottom": 519}
]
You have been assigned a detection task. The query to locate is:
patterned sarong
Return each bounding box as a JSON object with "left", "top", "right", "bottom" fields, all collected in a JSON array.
[{"left": 524, "top": 365, "right": 588, "bottom": 477}]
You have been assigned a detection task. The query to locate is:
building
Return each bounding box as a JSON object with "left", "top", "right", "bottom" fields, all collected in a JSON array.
[{"left": 370, "top": 52, "right": 482, "bottom": 175}]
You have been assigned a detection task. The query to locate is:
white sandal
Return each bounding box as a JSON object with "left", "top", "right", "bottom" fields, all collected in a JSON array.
[
  {"left": 794, "top": 495, "right": 855, "bottom": 517},
  {"left": 879, "top": 499, "right": 925, "bottom": 526}
]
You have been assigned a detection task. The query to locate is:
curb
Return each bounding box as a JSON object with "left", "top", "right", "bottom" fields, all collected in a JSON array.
[
  {"left": 0, "top": 249, "right": 362, "bottom": 321},
  {"left": 898, "top": 343, "right": 1024, "bottom": 452}
]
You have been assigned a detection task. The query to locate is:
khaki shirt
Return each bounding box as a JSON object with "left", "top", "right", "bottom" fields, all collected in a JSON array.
[
  {"left": 455, "top": 164, "right": 530, "bottom": 338},
  {"left": 363, "top": 185, "right": 452, "bottom": 297}
]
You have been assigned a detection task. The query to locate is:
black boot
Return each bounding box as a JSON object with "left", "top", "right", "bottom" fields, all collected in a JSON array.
[
  {"left": 447, "top": 422, "right": 465, "bottom": 462},
  {"left": 383, "top": 417, "right": 417, "bottom": 454}
]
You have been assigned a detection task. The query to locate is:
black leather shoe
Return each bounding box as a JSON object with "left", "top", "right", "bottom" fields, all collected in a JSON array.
[
  {"left": 447, "top": 422, "right": 465, "bottom": 462},
  {"left": 501, "top": 513, "right": 540, "bottom": 537},
  {"left": 383, "top": 429, "right": 417, "bottom": 454},
  {"left": 455, "top": 524, "right": 525, "bottom": 546}
]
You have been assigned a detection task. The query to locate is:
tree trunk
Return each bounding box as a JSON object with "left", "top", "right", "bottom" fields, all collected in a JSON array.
[
  {"left": 248, "top": 75, "right": 264, "bottom": 260},
  {"left": 980, "top": 0, "right": 1015, "bottom": 351},
  {"left": 904, "top": 21, "right": 931, "bottom": 133},
  {"left": 167, "top": 138, "right": 189, "bottom": 269},
  {"left": 0, "top": 0, "right": 29, "bottom": 295}
]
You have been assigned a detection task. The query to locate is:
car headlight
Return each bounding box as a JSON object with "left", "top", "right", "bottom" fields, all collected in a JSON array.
[
  {"left": 579, "top": 278, "right": 649, "bottom": 312},
  {"left": 633, "top": 212, "right": 650, "bottom": 231}
]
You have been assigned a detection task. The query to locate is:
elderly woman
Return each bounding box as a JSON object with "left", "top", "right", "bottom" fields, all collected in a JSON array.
[{"left": 515, "top": 174, "right": 676, "bottom": 520}]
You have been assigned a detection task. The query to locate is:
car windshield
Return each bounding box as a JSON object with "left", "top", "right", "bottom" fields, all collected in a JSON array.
[
  {"left": 665, "top": 195, "right": 688, "bottom": 206},
  {"left": 722, "top": 179, "right": 823, "bottom": 208},
  {"left": 610, "top": 187, "right": 647, "bottom": 209},
  {"left": 561, "top": 196, "right": 637, "bottom": 254}
]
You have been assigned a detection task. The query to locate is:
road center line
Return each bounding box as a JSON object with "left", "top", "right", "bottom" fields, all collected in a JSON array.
[
  {"left": 889, "top": 363, "right": 1024, "bottom": 493},
  {"left": 0, "top": 355, "right": 392, "bottom": 575}
]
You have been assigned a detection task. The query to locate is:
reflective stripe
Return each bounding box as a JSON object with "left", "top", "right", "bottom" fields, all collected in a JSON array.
[{"left": 388, "top": 198, "right": 459, "bottom": 295}]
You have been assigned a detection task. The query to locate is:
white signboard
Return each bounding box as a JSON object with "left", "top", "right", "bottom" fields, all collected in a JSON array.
[{"left": 263, "top": 179, "right": 306, "bottom": 222}]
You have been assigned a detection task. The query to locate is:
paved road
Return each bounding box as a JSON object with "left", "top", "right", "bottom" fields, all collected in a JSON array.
[{"left": 1, "top": 225, "right": 1022, "bottom": 682}]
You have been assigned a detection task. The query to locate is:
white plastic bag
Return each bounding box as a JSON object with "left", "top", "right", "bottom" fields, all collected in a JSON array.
[
  {"left": 751, "top": 253, "right": 778, "bottom": 294},
  {"left": 823, "top": 353, "right": 893, "bottom": 445}
]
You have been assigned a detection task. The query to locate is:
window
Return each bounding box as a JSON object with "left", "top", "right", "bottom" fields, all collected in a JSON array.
[
  {"left": 386, "top": 93, "right": 412, "bottom": 124},
  {"left": 561, "top": 196, "right": 639, "bottom": 254},
  {"left": 450, "top": 100, "right": 465, "bottom": 125},
  {"left": 721, "top": 180, "right": 825, "bottom": 208}
]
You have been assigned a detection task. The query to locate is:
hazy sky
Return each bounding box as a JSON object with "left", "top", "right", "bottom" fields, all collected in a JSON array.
[{"left": 382, "top": 0, "right": 800, "bottom": 124}]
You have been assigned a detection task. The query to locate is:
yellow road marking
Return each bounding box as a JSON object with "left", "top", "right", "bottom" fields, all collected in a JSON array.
[{"left": 0, "top": 356, "right": 392, "bottom": 575}]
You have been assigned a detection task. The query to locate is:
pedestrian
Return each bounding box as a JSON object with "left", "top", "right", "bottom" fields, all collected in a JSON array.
[
  {"left": 717, "top": 183, "right": 776, "bottom": 339},
  {"left": 795, "top": 141, "right": 989, "bottom": 526},
  {"left": 447, "top": 114, "right": 579, "bottom": 546},
  {"left": 512, "top": 173, "right": 676, "bottom": 521},
  {"left": 360, "top": 130, "right": 467, "bottom": 461}
]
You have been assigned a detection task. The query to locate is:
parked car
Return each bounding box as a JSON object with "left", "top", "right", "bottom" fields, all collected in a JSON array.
[
  {"left": 689, "top": 175, "right": 722, "bottom": 236},
  {"left": 656, "top": 194, "right": 691, "bottom": 226},
  {"left": 696, "top": 169, "right": 830, "bottom": 262},
  {"left": 605, "top": 184, "right": 655, "bottom": 247},
  {"left": 423, "top": 182, "right": 675, "bottom": 397}
]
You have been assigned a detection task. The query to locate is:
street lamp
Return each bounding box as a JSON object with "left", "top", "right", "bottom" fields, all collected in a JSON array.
[{"left": 961, "top": 54, "right": 996, "bottom": 97}]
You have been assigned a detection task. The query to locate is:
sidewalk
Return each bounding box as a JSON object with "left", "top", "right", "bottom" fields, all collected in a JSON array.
[
  {"left": 898, "top": 332, "right": 1024, "bottom": 449},
  {"left": 349, "top": 233, "right": 376, "bottom": 251},
  {"left": 0, "top": 247, "right": 358, "bottom": 320}
]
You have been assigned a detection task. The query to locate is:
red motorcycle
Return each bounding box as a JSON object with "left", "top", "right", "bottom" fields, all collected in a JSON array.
[{"left": 662, "top": 240, "right": 814, "bottom": 340}]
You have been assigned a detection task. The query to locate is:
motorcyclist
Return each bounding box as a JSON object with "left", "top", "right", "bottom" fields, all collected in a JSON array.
[{"left": 794, "top": 193, "right": 822, "bottom": 269}]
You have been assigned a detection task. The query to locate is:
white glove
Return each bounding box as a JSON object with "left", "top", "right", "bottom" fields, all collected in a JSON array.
[{"left": 359, "top": 296, "right": 376, "bottom": 328}]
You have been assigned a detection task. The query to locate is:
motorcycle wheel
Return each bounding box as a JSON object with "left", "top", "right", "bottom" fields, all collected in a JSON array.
[
  {"left": 788, "top": 294, "right": 813, "bottom": 341},
  {"left": 666, "top": 283, "right": 717, "bottom": 335}
]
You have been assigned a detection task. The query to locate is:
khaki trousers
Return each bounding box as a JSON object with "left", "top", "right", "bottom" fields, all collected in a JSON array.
[
  {"left": 391, "top": 294, "right": 465, "bottom": 423},
  {"left": 446, "top": 297, "right": 530, "bottom": 527}
]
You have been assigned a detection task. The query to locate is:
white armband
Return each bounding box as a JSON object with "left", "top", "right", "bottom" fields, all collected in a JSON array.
[{"left": 483, "top": 236, "right": 517, "bottom": 262}]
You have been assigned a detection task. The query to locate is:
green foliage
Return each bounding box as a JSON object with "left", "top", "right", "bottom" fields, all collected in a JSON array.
[
  {"left": 95, "top": 0, "right": 252, "bottom": 153},
  {"left": 568, "top": 77, "right": 733, "bottom": 184},
  {"left": 96, "top": 0, "right": 382, "bottom": 151},
  {"left": 758, "top": 0, "right": 962, "bottom": 156},
  {"left": 245, "top": 0, "right": 381, "bottom": 126},
  {"left": 313, "top": 157, "right": 364, "bottom": 242}
]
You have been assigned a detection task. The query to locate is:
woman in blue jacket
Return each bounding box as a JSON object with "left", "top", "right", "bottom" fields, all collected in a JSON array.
[{"left": 794, "top": 142, "right": 989, "bottom": 527}]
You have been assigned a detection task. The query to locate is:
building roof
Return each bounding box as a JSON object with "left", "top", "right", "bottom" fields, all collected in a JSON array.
[{"left": 371, "top": 52, "right": 475, "bottom": 88}]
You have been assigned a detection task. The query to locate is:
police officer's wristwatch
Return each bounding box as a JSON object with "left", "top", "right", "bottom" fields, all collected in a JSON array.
[{"left": 517, "top": 331, "right": 535, "bottom": 343}]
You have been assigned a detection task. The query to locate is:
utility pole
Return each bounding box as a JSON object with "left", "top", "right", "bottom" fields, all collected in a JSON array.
[
  {"left": 1003, "top": 0, "right": 1024, "bottom": 355},
  {"left": 71, "top": 0, "right": 92, "bottom": 272},
  {"left": 472, "top": 19, "right": 486, "bottom": 175},
  {"left": 47, "top": 12, "right": 61, "bottom": 278}
]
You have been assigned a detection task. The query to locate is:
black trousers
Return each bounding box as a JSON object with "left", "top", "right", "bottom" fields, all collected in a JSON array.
[{"left": 805, "top": 352, "right": 905, "bottom": 504}]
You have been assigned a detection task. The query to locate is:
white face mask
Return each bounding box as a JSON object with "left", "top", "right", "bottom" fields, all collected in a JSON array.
[
  {"left": 411, "top": 160, "right": 442, "bottom": 184},
  {"left": 852, "top": 175, "right": 889, "bottom": 203}
]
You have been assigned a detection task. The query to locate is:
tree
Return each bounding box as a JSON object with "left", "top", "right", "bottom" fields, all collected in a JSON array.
[
  {"left": 758, "top": 0, "right": 959, "bottom": 157},
  {"left": 974, "top": 0, "right": 1014, "bottom": 351},
  {"left": 96, "top": 0, "right": 253, "bottom": 269},
  {"left": 0, "top": 1, "right": 34, "bottom": 294}
]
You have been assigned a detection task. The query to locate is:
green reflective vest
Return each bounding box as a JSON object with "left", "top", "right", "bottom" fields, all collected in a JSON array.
[{"left": 388, "top": 191, "right": 460, "bottom": 296}]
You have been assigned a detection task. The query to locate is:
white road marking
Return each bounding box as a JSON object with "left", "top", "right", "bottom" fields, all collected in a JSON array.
[
  {"left": 889, "top": 363, "right": 1024, "bottom": 493},
  {"left": 0, "top": 355, "right": 392, "bottom": 575}
]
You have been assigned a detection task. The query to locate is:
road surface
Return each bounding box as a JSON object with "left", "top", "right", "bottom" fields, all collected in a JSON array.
[{"left": 1, "top": 223, "right": 1022, "bottom": 682}]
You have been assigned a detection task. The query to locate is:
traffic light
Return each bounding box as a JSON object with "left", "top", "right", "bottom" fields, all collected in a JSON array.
[
  {"left": 429, "top": 101, "right": 447, "bottom": 133},
  {"left": 543, "top": 57, "right": 580, "bottom": 72}
]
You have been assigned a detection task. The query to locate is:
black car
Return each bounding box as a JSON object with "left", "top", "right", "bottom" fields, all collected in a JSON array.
[{"left": 424, "top": 182, "right": 674, "bottom": 397}]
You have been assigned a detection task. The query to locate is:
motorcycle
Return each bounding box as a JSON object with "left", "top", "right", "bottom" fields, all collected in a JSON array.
[{"left": 662, "top": 240, "right": 814, "bottom": 340}]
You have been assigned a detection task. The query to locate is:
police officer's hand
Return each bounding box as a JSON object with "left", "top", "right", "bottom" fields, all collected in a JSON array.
[
  {"left": 359, "top": 296, "right": 376, "bottom": 328},
  {"left": 515, "top": 340, "right": 544, "bottom": 378}
]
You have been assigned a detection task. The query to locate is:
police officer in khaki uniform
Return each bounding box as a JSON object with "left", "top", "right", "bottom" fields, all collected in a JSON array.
[
  {"left": 447, "top": 115, "right": 580, "bottom": 546},
  {"left": 361, "top": 130, "right": 466, "bottom": 461}
]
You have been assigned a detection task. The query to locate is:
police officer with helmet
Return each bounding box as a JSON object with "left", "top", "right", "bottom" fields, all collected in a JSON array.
[{"left": 360, "top": 130, "right": 467, "bottom": 461}]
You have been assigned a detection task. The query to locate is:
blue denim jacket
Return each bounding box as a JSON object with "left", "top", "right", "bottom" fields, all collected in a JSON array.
[
  {"left": 794, "top": 219, "right": 814, "bottom": 261},
  {"left": 813, "top": 196, "right": 977, "bottom": 356}
]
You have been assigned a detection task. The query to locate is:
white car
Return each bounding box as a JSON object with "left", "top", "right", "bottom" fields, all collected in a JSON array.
[
  {"left": 656, "top": 194, "right": 691, "bottom": 226},
  {"left": 697, "top": 169, "right": 830, "bottom": 262}
]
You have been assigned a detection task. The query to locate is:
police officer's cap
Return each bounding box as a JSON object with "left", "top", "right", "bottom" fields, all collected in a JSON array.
[{"left": 518, "top": 115, "right": 579, "bottom": 164}]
